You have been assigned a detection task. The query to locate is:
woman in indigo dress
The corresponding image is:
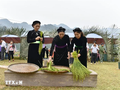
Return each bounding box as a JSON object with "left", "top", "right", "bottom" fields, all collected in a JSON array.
[
  {"left": 27, "top": 21, "right": 44, "bottom": 67},
  {"left": 70, "top": 28, "right": 87, "bottom": 67},
  {"left": 48, "top": 27, "right": 70, "bottom": 67}
]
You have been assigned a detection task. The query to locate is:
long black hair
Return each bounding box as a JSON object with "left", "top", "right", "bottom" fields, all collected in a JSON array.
[{"left": 10, "top": 41, "right": 15, "bottom": 48}]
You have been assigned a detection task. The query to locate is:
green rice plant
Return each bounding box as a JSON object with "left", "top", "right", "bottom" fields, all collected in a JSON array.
[{"left": 71, "top": 51, "right": 91, "bottom": 81}]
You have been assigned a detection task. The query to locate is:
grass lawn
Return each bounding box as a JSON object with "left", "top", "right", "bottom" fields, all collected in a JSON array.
[
  {"left": 0, "top": 60, "right": 120, "bottom": 90},
  {"left": 0, "top": 60, "right": 27, "bottom": 66}
]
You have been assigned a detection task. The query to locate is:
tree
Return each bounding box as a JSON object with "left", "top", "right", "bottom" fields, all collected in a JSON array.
[
  {"left": 6, "top": 27, "right": 27, "bottom": 37},
  {"left": 116, "top": 34, "right": 120, "bottom": 62},
  {"left": 109, "top": 25, "right": 119, "bottom": 61},
  {"left": 0, "top": 26, "right": 7, "bottom": 37},
  {"left": 44, "top": 29, "right": 58, "bottom": 38}
]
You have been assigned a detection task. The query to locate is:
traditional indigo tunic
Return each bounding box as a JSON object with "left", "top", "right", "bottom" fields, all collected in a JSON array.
[
  {"left": 50, "top": 35, "right": 70, "bottom": 67},
  {"left": 70, "top": 36, "right": 87, "bottom": 67},
  {"left": 27, "top": 30, "right": 44, "bottom": 67}
]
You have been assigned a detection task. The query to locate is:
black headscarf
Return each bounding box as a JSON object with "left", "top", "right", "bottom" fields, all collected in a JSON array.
[
  {"left": 32, "top": 21, "right": 41, "bottom": 27},
  {"left": 73, "top": 28, "right": 82, "bottom": 33},
  {"left": 57, "top": 27, "right": 66, "bottom": 33}
]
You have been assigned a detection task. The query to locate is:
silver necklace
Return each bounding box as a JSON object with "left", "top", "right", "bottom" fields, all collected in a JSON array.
[{"left": 36, "top": 32, "right": 38, "bottom": 36}]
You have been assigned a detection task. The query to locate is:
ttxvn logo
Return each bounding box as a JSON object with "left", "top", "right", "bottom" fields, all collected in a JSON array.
[{"left": 5, "top": 80, "right": 23, "bottom": 85}]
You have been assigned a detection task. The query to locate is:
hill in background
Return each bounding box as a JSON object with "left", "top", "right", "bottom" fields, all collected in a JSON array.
[{"left": 0, "top": 19, "right": 72, "bottom": 32}]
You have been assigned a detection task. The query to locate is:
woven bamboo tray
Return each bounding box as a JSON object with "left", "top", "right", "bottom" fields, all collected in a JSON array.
[{"left": 8, "top": 63, "right": 39, "bottom": 73}]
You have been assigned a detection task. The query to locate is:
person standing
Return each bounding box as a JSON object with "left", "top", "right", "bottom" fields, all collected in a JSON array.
[
  {"left": 6, "top": 41, "right": 16, "bottom": 62},
  {"left": 42, "top": 46, "right": 48, "bottom": 59},
  {"left": 27, "top": 21, "right": 44, "bottom": 68},
  {"left": 48, "top": 27, "right": 70, "bottom": 67},
  {"left": 70, "top": 28, "right": 87, "bottom": 67},
  {"left": 91, "top": 42, "right": 99, "bottom": 64},
  {"left": 86, "top": 42, "right": 89, "bottom": 52},
  {"left": 87, "top": 42, "right": 90, "bottom": 62},
  {"left": 45, "top": 46, "right": 48, "bottom": 59},
  {"left": 99, "top": 43, "right": 105, "bottom": 63},
  {"left": 1, "top": 39, "right": 6, "bottom": 60}
]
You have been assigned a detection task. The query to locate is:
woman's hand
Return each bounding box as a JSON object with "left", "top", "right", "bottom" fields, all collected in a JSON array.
[
  {"left": 78, "top": 54, "right": 81, "bottom": 57},
  {"left": 67, "top": 52, "right": 70, "bottom": 59},
  {"left": 40, "top": 37, "right": 43, "bottom": 41},
  {"left": 35, "top": 36, "right": 40, "bottom": 40},
  {"left": 48, "top": 56, "right": 52, "bottom": 62},
  {"left": 71, "top": 52, "right": 81, "bottom": 57}
]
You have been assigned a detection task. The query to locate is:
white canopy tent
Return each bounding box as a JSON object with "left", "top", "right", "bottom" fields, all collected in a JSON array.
[{"left": 66, "top": 33, "right": 102, "bottom": 38}]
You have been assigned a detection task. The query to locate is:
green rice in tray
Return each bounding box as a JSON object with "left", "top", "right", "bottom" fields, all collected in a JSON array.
[{"left": 39, "top": 61, "right": 70, "bottom": 73}]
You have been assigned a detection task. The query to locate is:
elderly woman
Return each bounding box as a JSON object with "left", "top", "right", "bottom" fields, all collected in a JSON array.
[
  {"left": 48, "top": 27, "right": 70, "bottom": 67},
  {"left": 27, "top": 21, "right": 44, "bottom": 67}
]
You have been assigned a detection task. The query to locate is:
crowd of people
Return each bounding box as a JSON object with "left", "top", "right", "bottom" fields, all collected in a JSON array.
[{"left": 0, "top": 39, "right": 16, "bottom": 62}]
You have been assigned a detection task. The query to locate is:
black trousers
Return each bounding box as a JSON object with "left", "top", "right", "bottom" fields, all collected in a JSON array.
[
  {"left": 91, "top": 53, "right": 97, "bottom": 63},
  {"left": 42, "top": 48, "right": 45, "bottom": 58},
  {"left": 1, "top": 47, "right": 5, "bottom": 60},
  {"left": 8, "top": 51, "right": 14, "bottom": 60}
]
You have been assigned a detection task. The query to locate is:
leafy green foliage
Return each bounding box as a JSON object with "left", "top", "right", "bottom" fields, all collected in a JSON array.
[
  {"left": 5, "top": 27, "right": 27, "bottom": 37},
  {"left": 116, "top": 34, "right": 120, "bottom": 62}
]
